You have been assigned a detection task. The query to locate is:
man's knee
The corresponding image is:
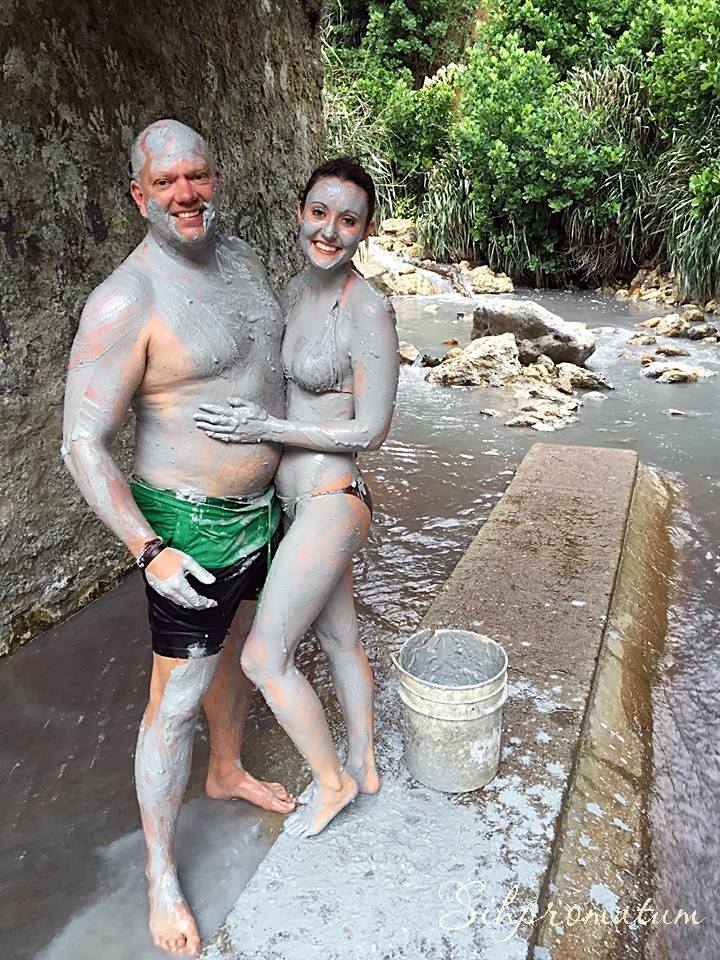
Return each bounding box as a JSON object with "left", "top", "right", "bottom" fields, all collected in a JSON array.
[{"left": 156, "top": 656, "right": 219, "bottom": 724}]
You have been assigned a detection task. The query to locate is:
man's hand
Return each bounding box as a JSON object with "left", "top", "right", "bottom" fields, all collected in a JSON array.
[
  {"left": 193, "top": 398, "right": 275, "bottom": 443},
  {"left": 145, "top": 548, "right": 217, "bottom": 609}
]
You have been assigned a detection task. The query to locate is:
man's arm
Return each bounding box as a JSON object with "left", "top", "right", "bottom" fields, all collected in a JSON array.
[
  {"left": 63, "top": 276, "right": 216, "bottom": 609},
  {"left": 195, "top": 294, "right": 399, "bottom": 452}
]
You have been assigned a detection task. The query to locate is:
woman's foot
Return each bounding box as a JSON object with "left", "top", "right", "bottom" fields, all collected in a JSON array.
[
  {"left": 206, "top": 760, "right": 296, "bottom": 813},
  {"left": 148, "top": 870, "right": 201, "bottom": 956},
  {"left": 283, "top": 770, "right": 358, "bottom": 838},
  {"left": 345, "top": 758, "right": 381, "bottom": 795}
]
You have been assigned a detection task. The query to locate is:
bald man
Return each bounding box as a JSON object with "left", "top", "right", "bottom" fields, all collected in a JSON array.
[{"left": 62, "top": 120, "right": 295, "bottom": 955}]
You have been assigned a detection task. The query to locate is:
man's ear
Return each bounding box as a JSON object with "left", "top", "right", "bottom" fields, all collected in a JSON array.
[
  {"left": 214, "top": 170, "right": 223, "bottom": 193},
  {"left": 297, "top": 202, "right": 303, "bottom": 224},
  {"left": 130, "top": 180, "right": 147, "bottom": 217},
  {"left": 362, "top": 218, "right": 376, "bottom": 241}
]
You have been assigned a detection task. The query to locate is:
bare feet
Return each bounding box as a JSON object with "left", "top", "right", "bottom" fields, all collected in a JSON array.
[
  {"left": 148, "top": 871, "right": 201, "bottom": 956},
  {"left": 205, "top": 760, "right": 296, "bottom": 813},
  {"left": 283, "top": 770, "right": 358, "bottom": 838},
  {"left": 345, "top": 758, "right": 381, "bottom": 795}
]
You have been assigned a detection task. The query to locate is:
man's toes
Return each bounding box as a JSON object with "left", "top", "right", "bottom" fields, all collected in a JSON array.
[{"left": 269, "top": 781, "right": 293, "bottom": 801}]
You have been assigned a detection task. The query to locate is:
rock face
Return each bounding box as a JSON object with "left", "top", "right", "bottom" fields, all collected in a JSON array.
[
  {"left": 472, "top": 299, "right": 596, "bottom": 365},
  {"left": 0, "top": 0, "right": 324, "bottom": 654},
  {"left": 426, "top": 333, "right": 522, "bottom": 387}
]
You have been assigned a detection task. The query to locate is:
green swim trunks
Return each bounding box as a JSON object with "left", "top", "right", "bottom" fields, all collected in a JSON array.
[{"left": 130, "top": 476, "right": 281, "bottom": 570}]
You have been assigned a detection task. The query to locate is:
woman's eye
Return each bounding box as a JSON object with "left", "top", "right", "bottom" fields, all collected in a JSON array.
[
  {"left": 312, "top": 208, "right": 324, "bottom": 217},
  {"left": 342, "top": 218, "right": 357, "bottom": 228}
]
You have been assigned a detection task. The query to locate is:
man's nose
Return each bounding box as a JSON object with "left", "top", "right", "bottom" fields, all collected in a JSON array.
[{"left": 174, "top": 176, "right": 198, "bottom": 204}]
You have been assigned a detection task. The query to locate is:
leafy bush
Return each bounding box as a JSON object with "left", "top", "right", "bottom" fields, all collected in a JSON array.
[
  {"left": 644, "top": 0, "right": 720, "bottom": 124},
  {"left": 450, "top": 34, "right": 616, "bottom": 279}
]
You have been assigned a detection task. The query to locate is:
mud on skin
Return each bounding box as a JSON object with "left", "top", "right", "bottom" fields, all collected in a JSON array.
[
  {"left": 197, "top": 173, "right": 400, "bottom": 838},
  {"left": 62, "top": 119, "right": 292, "bottom": 956}
]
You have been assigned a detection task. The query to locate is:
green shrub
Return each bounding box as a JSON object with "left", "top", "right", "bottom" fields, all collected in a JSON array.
[{"left": 644, "top": 0, "right": 720, "bottom": 124}]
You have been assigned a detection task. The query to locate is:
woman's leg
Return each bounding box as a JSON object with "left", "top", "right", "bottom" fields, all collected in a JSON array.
[
  {"left": 312, "top": 565, "right": 380, "bottom": 794},
  {"left": 240, "top": 493, "right": 371, "bottom": 837}
]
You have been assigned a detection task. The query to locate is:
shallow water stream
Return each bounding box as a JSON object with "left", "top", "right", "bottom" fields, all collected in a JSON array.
[{"left": 359, "top": 289, "right": 720, "bottom": 957}]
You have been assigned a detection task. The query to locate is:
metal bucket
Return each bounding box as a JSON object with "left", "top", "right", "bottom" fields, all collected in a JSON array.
[{"left": 392, "top": 628, "right": 508, "bottom": 793}]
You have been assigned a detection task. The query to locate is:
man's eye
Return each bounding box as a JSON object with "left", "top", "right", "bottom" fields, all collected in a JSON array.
[
  {"left": 194, "top": 173, "right": 209, "bottom": 181},
  {"left": 155, "top": 180, "right": 169, "bottom": 187}
]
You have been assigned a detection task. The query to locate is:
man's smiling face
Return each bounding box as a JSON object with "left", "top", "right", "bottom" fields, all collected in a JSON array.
[
  {"left": 298, "top": 177, "right": 372, "bottom": 271},
  {"left": 130, "top": 122, "right": 220, "bottom": 244}
]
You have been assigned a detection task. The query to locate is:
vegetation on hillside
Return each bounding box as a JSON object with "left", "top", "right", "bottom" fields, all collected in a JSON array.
[{"left": 322, "top": 0, "right": 720, "bottom": 299}]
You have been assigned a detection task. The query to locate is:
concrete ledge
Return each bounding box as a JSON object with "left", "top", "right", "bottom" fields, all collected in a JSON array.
[{"left": 203, "top": 444, "right": 655, "bottom": 959}]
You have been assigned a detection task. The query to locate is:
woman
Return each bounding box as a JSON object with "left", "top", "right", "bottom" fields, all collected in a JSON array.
[{"left": 194, "top": 157, "right": 399, "bottom": 837}]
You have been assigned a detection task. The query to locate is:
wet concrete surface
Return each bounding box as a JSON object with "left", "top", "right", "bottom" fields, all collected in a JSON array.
[
  {"left": 0, "top": 573, "right": 299, "bottom": 960},
  {"left": 202, "top": 444, "right": 643, "bottom": 959}
]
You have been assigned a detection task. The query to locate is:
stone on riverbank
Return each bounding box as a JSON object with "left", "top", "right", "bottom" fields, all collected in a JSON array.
[
  {"left": 627, "top": 333, "right": 657, "bottom": 346},
  {"left": 655, "top": 313, "right": 688, "bottom": 337},
  {"left": 687, "top": 322, "right": 719, "bottom": 340},
  {"left": 641, "top": 361, "right": 715, "bottom": 383},
  {"left": 426, "top": 332, "right": 522, "bottom": 386},
  {"left": 655, "top": 344, "right": 691, "bottom": 357},
  {"left": 398, "top": 342, "right": 420, "bottom": 365},
  {"left": 379, "top": 218, "right": 416, "bottom": 244},
  {"left": 555, "top": 363, "right": 614, "bottom": 391},
  {"left": 471, "top": 298, "right": 596, "bottom": 366},
  {"left": 464, "top": 264, "right": 514, "bottom": 294}
]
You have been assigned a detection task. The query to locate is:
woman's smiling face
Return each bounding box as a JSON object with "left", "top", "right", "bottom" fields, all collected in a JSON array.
[{"left": 298, "top": 176, "right": 372, "bottom": 271}]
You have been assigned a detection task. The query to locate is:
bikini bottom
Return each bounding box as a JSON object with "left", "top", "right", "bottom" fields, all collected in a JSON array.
[{"left": 278, "top": 474, "right": 373, "bottom": 524}]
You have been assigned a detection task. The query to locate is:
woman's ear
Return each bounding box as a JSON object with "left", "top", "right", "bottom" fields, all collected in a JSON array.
[
  {"left": 362, "top": 218, "right": 376, "bottom": 241},
  {"left": 297, "top": 202, "right": 303, "bottom": 224}
]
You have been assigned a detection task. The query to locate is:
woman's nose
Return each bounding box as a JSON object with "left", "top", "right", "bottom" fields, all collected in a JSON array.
[{"left": 322, "top": 220, "right": 338, "bottom": 240}]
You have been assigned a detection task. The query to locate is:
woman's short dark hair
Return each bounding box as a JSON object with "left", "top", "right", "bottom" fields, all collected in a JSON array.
[{"left": 299, "top": 156, "right": 376, "bottom": 224}]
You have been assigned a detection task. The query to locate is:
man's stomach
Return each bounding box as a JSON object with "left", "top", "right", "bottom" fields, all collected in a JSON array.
[{"left": 134, "top": 418, "right": 282, "bottom": 497}]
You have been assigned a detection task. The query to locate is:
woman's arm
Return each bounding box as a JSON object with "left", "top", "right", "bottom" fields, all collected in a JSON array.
[{"left": 195, "top": 291, "right": 399, "bottom": 453}]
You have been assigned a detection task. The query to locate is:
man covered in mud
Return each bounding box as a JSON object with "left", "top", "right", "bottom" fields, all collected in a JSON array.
[{"left": 62, "top": 119, "right": 295, "bottom": 956}]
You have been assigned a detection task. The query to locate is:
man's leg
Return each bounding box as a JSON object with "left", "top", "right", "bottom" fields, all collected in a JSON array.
[
  {"left": 202, "top": 599, "right": 295, "bottom": 812},
  {"left": 136, "top": 652, "right": 219, "bottom": 956}
]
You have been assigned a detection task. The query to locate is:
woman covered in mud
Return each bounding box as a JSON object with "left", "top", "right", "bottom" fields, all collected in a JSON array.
[{"left": 194, "top": 157, "right": 399, "bottom": 836}]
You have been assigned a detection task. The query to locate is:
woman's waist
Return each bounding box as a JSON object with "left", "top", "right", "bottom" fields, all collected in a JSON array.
[{"left": 275, "top": 451, "right": 359, "bottom": 499}]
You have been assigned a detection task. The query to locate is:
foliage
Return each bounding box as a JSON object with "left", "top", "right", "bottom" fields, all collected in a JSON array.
[
  {"left": 480, "top": 0, "right": 658, "bottom": 74},
  {"left": 324, "top": 0, "right": 477, "bottom": 84},
  {"left": 323, "top": 0, "right": 720, "bottom": 299},
  {"left": 644, "top": 0, "right": 720, "bottom": 124}
]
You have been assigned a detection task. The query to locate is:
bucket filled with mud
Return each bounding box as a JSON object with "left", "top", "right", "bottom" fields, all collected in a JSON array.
[{"left": 392, "top": 628, "right": 508, "bottom": 792}]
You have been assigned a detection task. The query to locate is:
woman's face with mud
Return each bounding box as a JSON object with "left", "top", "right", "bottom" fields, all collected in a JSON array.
[{"left": 298, "top": 176, "right": 372, "bottom": 272}]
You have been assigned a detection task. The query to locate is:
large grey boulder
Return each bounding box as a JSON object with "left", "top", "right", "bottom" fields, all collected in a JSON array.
[
  {"left": 471, "top": 298, "right": 596, "bottom": 365},
  {"left": 426, "top": 332, "right": 521, "bottom": 386}
]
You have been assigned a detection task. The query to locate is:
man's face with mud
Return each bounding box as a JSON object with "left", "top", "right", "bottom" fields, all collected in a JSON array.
[{"left": 130, "top": 122, "right": 221, "bottom": 245}]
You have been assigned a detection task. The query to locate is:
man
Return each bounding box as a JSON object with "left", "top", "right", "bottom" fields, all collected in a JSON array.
[{"left": 62, "top": 119, "right": 295, "bottom": 956}]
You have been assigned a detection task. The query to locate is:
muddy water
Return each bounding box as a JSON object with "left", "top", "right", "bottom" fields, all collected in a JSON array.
[{"left": 359, "top": 290, "right": 720, "bottom": 957}]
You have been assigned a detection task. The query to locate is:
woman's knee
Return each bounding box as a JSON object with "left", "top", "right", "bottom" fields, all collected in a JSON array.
[
  {"left": 240, "top": 637, "right": 285, "bottom": 688},
  {"left": 315, "top": 620, "right": 360, "bottom": 656}
]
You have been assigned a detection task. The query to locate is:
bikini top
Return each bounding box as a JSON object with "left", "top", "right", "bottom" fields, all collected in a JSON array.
[{"left": 281, "top": 271, "right": 355, "bottom": 396}]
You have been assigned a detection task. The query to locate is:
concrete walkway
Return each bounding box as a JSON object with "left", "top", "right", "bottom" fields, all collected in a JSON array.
[{"left": 201, "top": 444, "right": 650, "bottom": 959}]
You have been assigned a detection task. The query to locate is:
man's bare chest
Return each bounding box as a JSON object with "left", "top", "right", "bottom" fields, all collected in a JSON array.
[{"left": 146, "top": 275, "right": 283, "bottom": 382}]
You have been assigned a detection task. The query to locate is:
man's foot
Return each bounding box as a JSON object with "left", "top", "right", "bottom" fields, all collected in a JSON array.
[
  {"left": 283, "top": 770, "right": 358, "bottom": 838},
  {"left": 148, "top": 874, "right": 201, "bottom": 956},
  {"left": 205, "top": 761, "right": 296, "bottom": 813},
  {"left": 345, "top": 758, "right": 381, "bottom": 795}
]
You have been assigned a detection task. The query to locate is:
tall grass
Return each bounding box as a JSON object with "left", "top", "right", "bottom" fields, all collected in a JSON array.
[
  {"left": 321, "top": 35, "right": 400, "bottom": 221},
  {"left": 563, "top": 62, "right": 659, "bottom": 281},
  {"left": 416, "top": 157, "right": 482, "bottom": 261}
]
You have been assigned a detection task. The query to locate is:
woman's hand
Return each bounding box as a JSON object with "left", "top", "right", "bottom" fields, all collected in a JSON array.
[{"left": 194, "top": 397, "right": 276, "bottom": 443}]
